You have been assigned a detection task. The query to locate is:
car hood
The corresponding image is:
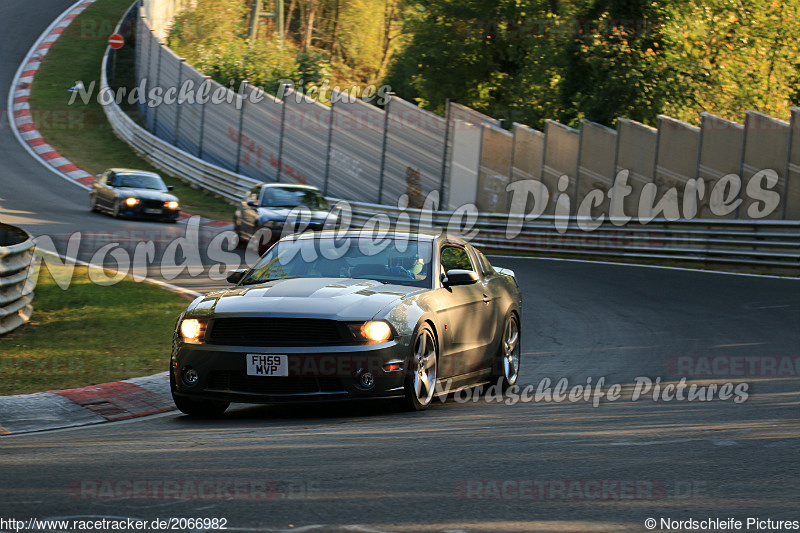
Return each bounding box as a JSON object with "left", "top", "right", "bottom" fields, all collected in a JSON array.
[
  {"left": 115, "top": 188, "right": 178, "bottom": 202},
  {"left": 188, "top": 277, "right": 423, "bottom": 321}
]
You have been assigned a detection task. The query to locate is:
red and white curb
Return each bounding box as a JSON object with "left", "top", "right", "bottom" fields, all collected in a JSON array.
[
  {"left": 1, "top": 2, "right": 247, "bottom": 435},
  {"left": 7, "top": 0, "right": 234, "bottom": 231},
  {"left": 9, "top": 0, "right": 98, "bottom": 188},
  {"left": 0, "top": 373, "right": 175, "bottom": 435}
]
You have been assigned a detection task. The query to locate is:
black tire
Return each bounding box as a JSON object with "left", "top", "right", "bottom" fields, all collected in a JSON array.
[
  {"left": 171, "top": 391, "right": 229, "bottom": 417},
  {"left": 402, "top": 324, "right": 439, "bottom": 411},
  {"left": 112, "top": 199, "right": 121, "bottom": 218},
  {"left": 490, "top": 313, "right": 521, "bottom": 392},
  {"left": 90, "top": 194, "right": 99, "bottom": 212}
]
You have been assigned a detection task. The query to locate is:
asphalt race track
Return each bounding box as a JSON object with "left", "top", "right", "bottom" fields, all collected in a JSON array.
[{"left": 2, "top": 2, "right": 800, "bottom": 532}]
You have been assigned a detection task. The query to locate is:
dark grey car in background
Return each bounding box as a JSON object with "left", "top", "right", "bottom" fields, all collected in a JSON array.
[
  {"left": 233, "top": 182, "right": 336, "bottom": 253},
  {"left": 171, "top": 231, "right": 522, "bottom": 415},
  {"left": 90, "top": 168, "right": 180, "bottom": 222}
]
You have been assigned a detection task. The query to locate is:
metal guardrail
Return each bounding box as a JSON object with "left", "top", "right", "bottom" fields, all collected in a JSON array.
[
  {"left": 99, "top": 12, "right": 800, "bottom": 275},
  {"left": 0, "top": 224, "right": 37, "bottom": 335}
]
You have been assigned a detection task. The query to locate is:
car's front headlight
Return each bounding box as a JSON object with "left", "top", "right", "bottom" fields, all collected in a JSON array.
[
  {"left": 166, "top": 201, "right": 179, "bottom": 210},
  {"left": 125, "top": 197, "right": 139, "bottom": 207},
  {"left": 180, "top": 318, "right": 207, "bottom": 344},
  {"left": 349, "top": 320, "right": 393, "bottom": 344}
]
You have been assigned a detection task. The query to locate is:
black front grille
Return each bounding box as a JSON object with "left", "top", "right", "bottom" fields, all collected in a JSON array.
[
  {"left": 141, "top": 199, "right": 165, "bottom": 210},
  {"left": 207, "top": 372, "right": 344, "bottom": 395},
  {"left": 207, "top": 318, "right": 346, "bottom": 346}
]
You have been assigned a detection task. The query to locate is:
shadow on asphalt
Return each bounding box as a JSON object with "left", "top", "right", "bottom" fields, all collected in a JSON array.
[{"left": 167, "top": 397, "right": 453, "bottom": 425}]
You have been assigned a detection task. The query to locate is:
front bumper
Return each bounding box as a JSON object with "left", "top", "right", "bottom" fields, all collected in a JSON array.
[
  {"left": 120, "top": 203, "right": 179, "bottom": 220},
  {"left": 171, "top": 337, "right": 412, "bottom": 404}
]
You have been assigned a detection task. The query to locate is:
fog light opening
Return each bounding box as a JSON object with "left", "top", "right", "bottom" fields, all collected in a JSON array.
[
  {"left": 182, "top": 367, "right": 199, "bottom": 386},
  {"left": 358, "top": 370, "right": 375, "bottom": 389}
]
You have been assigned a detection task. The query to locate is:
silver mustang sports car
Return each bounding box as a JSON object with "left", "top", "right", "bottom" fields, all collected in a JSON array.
[{"left": 170, "top": 230, "right": 522, "bottom": 415}]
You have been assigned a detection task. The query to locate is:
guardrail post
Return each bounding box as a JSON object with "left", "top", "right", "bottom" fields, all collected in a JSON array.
[
  {"left": 142, "top": 27, "right": 155, "bottom": 127},
  {"left": 275, "top": 81, "right": 288, "bottom": 182},
  {"left": 377, "top": 94, "right": 393, "bottom": 204},
  {"left": 235, "top": 80, "right": 248, "bottom": 174},
  {"left": 783, "top": 113, "right": 795, "bottom": 220},
  {"left": 439, "top": 98, "right": 451, "bottom": 210},
  {"left": 322, "top": 99, "right": 335, "bottom": 195},
  {"left": 198, "top": 75, "right": 210, "bottom": 159},
  {"left": 152, "top": 42, "right": 163, "bottom": 133},
  {"left": 173, "top": 58, "right": 185, "bottom": 147}
]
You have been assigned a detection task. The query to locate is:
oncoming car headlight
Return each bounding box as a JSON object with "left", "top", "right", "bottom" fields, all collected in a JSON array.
[
  {"left": 349, "top": 321, "right": 393, "bottom": 344},
  {"left": 166, "top": 201, "right": 179, "bottom": 210},
  {"left": 180, "top": 318, "right": 207, "bottom": 344},
  {"left": 125, "top": 197, "right": 139, "bottom": 207}
]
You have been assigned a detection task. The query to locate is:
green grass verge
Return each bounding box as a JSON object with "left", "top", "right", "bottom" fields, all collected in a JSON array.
[
  {"left": 0, "top": 261, "right": 189, "bottom": 396},
  {"left": 28, "top": 0, "right": 234, "bottom": 222}
]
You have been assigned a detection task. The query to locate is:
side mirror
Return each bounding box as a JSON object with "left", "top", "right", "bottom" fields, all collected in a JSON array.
[
  {"left": 442, "top": 269, "right": 478, "bottom": 287},
  {"left": 247, "top": 200, "right": 257, "bottom": 208},
  {"left": 167, "top": 185, "right": 174, "bottom": 191},
  {"left": 226, "top": 269, "right": 248, "bottom": 284}
]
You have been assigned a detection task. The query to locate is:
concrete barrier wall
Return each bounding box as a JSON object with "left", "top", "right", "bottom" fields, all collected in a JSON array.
[
  {"left": 381, "top": 97, "right": 446, "bottom": 207},
  {"left": 236, "top": 84, "right": 283, "bottom": 180},
  {"left": 654, "top": 116, "right": 700, "bottom": 218},
  {"left": 615, "top": 119, "right": 657, "bottom": 218},
  {"left": 510, "top": 123, "right": 544, "bottom": 183},
  {"left": 696, "top": 113, "right": 744, "bottom": 219},
  {"left": 447, "top": 120, "right": 482, "bottom": 210},
  {"left": 576, "top": 119, "right": 616, "bottom": 218},
  {"left": 786, "top": 108, "right": 800, "bottom": 220},
  {"left": 738, "top": 111, "right": 790, "bottom": 220},
  {"left": 280, "top": 89, "right": 332, "bottom": 189},
  {"left": 542, "top": 120, "right": 579, "bottom": 216},
  {"left": 476, "top": 125, "right": 513, "bottom": 213},
  {"left": 327, "top": 91, "right": 385, "bottom": 202},
  {"left": 449, "top": 102, "right": 500, "bottom": 128}
]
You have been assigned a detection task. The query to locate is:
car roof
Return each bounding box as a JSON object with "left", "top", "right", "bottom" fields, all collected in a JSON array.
[
  {"left": 259, "top": 182, "right": 321, "bottom": 191},
  {"left": 107, "top": 168, "right": 163, "bottom": 179}
]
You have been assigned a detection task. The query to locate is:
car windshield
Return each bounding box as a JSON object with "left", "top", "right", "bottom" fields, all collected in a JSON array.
[
  {"left": 261, "top": 187, "right": 329, "bottom": 210},
  {"left": 117, "top": 173, "right": 167, "bottom": 190},
  {"left": 242, "top": 235, "right": 433, "bottom": 288}
]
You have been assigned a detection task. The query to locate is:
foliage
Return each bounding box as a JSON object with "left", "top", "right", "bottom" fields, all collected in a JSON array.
[
  {"left": 167, "top": 0, "right": 406, "bottom": 95},
  {"left": 660, "top": 0, "right": 800, "bottom": 124},
  {"left": 168, "top": 0, "right": 299, "bottom": 94},
  {"left": 387, "top": 0, "right": 800, "bottom": 129}
]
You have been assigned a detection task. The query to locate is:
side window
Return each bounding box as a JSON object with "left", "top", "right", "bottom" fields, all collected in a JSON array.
[
  {"left": 441, "top": 245, "right": 475, "bottom": 273},
  {"left": 107, "top": 172, "right": 117, "bottom": 186}
]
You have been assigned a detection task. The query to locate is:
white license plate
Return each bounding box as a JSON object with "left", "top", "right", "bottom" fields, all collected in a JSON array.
[
  {"left": 246, "top": 354, "right": 288, "bottom": 377},
  {"left": 144, "top": 208, "right": 162, "bottom": 214}
]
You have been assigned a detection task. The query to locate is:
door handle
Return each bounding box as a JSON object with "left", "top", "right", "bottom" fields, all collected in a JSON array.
[{"left": 482, "top": 295, "right": 491, "bottom": 303}]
